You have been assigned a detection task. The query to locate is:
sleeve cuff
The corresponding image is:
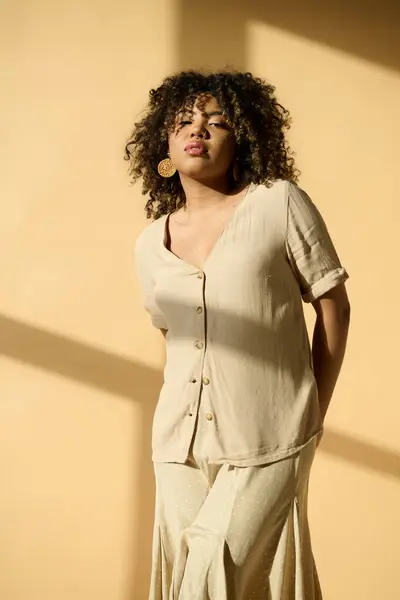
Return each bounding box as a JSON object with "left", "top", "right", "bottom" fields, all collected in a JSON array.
[{"left": 302, "top": 268, "right": 349, "bottom": 303}]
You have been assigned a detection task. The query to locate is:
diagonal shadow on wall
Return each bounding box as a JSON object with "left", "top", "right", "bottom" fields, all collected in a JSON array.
[
  {"left": 1, "top": 313, "right": 400, "bottom": 598},
  {"left": 176, "top": 0, "right": 400, "bottom": 73},
  {"left": 0, "top": 313, "right": 161, "bottom": 600}
]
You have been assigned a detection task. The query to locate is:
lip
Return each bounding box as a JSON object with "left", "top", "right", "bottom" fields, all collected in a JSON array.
[{"left": 184, "top": 142, "right": 208, "bottom": 155}]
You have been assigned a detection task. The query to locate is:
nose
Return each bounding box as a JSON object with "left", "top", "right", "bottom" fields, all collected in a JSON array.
[{"left": 190, "top": 121, "right": 206, "bottom": 139}]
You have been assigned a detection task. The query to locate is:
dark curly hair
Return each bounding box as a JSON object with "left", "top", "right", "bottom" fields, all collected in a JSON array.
[{"left": 124, "top": 70, "right": 299, "bottom": 220}]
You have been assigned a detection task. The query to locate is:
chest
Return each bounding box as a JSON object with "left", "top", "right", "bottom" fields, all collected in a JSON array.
[{"left": 166, "top": 205, "right": 238, "bottom": 271}]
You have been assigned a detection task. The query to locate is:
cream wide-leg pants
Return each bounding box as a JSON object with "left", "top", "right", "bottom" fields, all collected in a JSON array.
[{"left": 149, "top": 438, "right": 322, "bottom": 600}]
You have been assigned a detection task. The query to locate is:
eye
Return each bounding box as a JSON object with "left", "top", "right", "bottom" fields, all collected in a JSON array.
[
  {"left": 179, "top": 120, "right": 191, "bottom": 126},
  {"left": 209, "top": 122, "right": 227, "bottom": 129}
]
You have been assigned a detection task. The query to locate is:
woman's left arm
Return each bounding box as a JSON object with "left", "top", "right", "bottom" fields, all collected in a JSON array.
[{"left": 311, "top": 282, "right": 351, "bottom": 424}]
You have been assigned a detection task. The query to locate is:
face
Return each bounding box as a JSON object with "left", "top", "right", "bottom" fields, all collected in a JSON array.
[{"left": 168, "top": 95, "right": 236, "bottom": 183}]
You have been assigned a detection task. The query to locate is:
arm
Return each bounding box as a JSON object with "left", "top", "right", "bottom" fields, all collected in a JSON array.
[
  {"left": 284, "top": 182, "right": 350, "bottom": 444},
  {"left": 135, "top": 233, "right": 168, "bottom": 332},
  {"left": 311, "top": 283, "right": 350, "bottom": 424}
]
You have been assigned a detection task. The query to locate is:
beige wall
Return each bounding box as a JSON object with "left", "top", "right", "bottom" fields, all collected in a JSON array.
[{"left": 1, "top": 1, "right": 399, "bottom": 599}]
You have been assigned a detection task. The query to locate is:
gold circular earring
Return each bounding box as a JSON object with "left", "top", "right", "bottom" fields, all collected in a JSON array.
[{"left": 158, "top": 157, "right": 176, "bottom": 178}]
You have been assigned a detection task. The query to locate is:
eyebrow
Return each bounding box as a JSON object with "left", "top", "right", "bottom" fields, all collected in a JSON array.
[
  {"left": 180, "top": 110, "right": 225, "bottom": 119},
  {"left": 206, "top": 110, "right": 224, "bottom": 117}
]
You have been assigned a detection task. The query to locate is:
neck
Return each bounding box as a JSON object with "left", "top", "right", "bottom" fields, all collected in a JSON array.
[{"left": 179, "top": 174, "right": 236, "bottom": 213}]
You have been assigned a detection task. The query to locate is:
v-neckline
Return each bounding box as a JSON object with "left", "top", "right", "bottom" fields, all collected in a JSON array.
[{"left": 161, "top": 184, "right": 255, "bottom": 272}]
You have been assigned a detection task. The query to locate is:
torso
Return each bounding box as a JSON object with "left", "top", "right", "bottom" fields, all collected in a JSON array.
[{"left": 136, "top": 181, "right": 326, "bottom": 465}]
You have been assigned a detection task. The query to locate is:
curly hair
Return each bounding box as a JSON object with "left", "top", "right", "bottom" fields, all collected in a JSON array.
[{"left": 124, "top": 70, "right": 299, "bottom": 220}]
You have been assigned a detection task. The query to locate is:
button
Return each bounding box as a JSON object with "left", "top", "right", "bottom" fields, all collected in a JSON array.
[
  {"left": 202, "top": 377, "right": 210, "bottom": 385},
  {"left": 206, "top": 413, "right": 213, "bottom": 421},
  {"left": 194, "top": 341, "right": 204, "bottom": 350},
  {"left": 197, "top": 271, "right": 204, "bottom": 279},
  {"left": 196, "top": 306, "right": 203, "bottom": 314}
]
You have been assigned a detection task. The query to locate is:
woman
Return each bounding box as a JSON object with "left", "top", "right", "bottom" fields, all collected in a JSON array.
[{"left": 126, "top": 71, "right": 350, "bottom": 600}]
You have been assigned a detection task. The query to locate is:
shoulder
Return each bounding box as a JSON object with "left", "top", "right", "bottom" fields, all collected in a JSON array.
[
  {"left": 257, "top": 180, "right": 317, "bottom": 216},
  {"left": 249, "top": 181, "right": 321, "bottom": 236},
  {"left": 135, "top": 214, "right": 167, "bottom": 257},
  {"left": 248, "top": 179, "right": 293, "bottom": 219},
  {"left": 251, "top": 179, "right": 294, "bottom": 205}
]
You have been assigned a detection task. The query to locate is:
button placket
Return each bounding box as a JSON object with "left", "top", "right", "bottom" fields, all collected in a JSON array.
[
  {"left": 189, "top": 267, "right": 208, "bottom": 425},
  {"left": 195, "top": 270, "right": 205, "bottom": 348},
  {"left": 187, "top": 376, "right": 198, "bottom": 418}
]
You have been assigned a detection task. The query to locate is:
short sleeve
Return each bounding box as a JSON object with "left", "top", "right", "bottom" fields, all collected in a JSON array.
[
  {"left": 134, "top": 233, "right": 168, "bottom": 330},
  {"left": 285, "top": 182, "right": 349, "bottom": 303}
]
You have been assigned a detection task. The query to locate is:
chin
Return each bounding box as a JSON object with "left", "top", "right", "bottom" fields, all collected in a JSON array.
[
  {"left": 182, "top": 157, "right": 223, "bottom": 176},
  {"left": 180, "top": 164, "right": 214, "bottom": 179}
]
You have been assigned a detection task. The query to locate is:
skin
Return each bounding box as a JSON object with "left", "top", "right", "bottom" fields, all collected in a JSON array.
[
  {"left": 163, "top": 94, "right": 351, "bottom": 440},
  {"left": 166, "top": 94, "right": 249, "bottom": 271},
  {"left": 168, "top": 94, "right": 244, "bottom": 205},
  {"left": 312, "top": 284, "right": 351, "bottom": 443}
]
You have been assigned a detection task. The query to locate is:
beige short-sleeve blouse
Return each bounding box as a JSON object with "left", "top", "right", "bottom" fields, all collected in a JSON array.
[{"left": 135, "top": 180, "right": 349, "bottom": 466}]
